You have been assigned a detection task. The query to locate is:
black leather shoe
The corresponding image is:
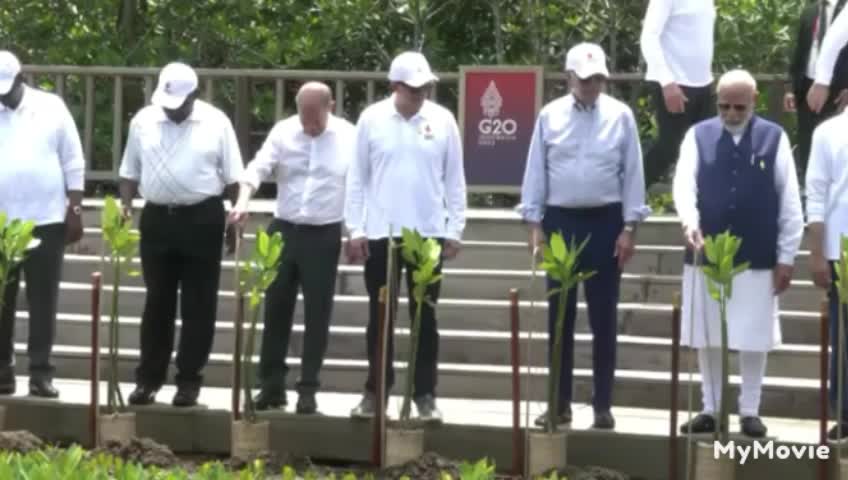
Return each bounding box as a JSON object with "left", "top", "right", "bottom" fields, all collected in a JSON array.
[
  {"left": 828, "top": 422, "right": 848, "bottom": 442},
  {"left": 128, "top": 385, "right": 157, "bottom": 405},
  {"left": 172, "top": 385, "right": 200, "bottom": 407},
  {"left": 254, "top": 389, "right": 286, "bottom": 411},
  {"left": 740, "top": 416, "right": 767, "bottom": 438},
  {"left": 534, "top": 407, "right": 572, "bottom": 428},
  {"left": 680, "top": 413, "right": 718, "bottom": 434},
  {"left": 592, "top": 411, "right": 615, "bottom": 430},
  {"left": 296, "top": 393, "right": 317, "bottom": 414},
  {"left": 414, "top": 394, "right": 443, "bottom": 423},
  {"left": 29, "top": 378, "right": 58, "bottom": 398}
]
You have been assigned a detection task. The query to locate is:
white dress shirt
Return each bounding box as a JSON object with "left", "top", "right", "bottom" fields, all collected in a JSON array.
[
  {"left": 815, "top": 5, "right": 848, "bottom": 86},
  {"left": 517, "top": 94, "right": 651, "bottom": 225},
  {"left": 241, "top": 114, "right": 355, "bottom": 225},
  {"left": 808, "top": 0, "right": 840, "bottom": 79},
  {"left": 344, "top": 96, "right": 466, "bottom": 241},
  {"left": 640, "top": 0, "right": 716, "bottom": 87},
  {"left": 119, "top": 100, "right": 243, "bottom": 205},
  {"left": 0, "top": 85, "right": 85, "bottom": 225},
  {"left": 673, "top": 123, "right": 804, "bottom": 265},
  {"left": 806, "top": 111, "right": 848, "bottom": 260}
]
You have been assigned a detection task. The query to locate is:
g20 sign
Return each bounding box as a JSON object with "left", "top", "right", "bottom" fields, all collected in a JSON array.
[{"left": 458, "top": 65, "right": 544, "bottom": 192}]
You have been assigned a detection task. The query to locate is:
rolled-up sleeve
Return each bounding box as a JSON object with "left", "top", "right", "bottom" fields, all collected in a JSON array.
[
  {"left": 672, "top": 128, "right": 700, "bottom": 230},
  {"left": 517, "top": 112, "right": 547, "bottom": 223},
  {"left": 56, "top": 98, "right": 85, "bottom": 191},
  {"left": 640, "top": 0, "right": 675, "bottom": 86},
  {"left": 620, "top": 108, "right": 651, "bottom": 223},
  {"left": 344, "top": 111, "right": 370, "bottom": 239},
  {"left": 815, "top": 7, "right": 848, "bottom": 86},
  {"left": 443, "top": 114, "right": 467, "bottom": 241},
  {"left": 805, "top": 124, "right": 831, "bottom": 224},
  {"left": 774, "top": 131, "right": 804, "bottom": 265}
]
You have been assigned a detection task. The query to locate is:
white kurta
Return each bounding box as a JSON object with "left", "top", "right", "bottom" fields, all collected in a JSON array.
[{"left": 672, "top": 120, "right": 804, "bottom": 352}]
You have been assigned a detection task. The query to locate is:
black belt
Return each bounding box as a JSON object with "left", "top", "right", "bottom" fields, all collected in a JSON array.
[
  {"left": 145, "top": 196, "right": 221, "bottom": 214},
  {"left": 547, "top": 202, "right": 622, "bottom": 215},
  {"left": 275, "top": 218, "right": 342, "bottom": 231}
]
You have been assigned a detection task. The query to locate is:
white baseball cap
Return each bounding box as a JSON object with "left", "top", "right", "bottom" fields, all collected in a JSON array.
[
  {"left": 387, "top": 51, "right": 438, "bottom": 88},
  {"left": 565, "top": 43, "right": 609, "bottom": 79},
  {"left": 0, "top": 51, "right": 22, "bottom": 95},
  {"left": 151, "top": 62, "right": 198, "bottom": 109}
]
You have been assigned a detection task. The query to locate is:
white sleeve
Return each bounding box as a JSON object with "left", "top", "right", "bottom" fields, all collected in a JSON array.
[
  {"left": 815, "top": 7, "right": 848, "bottom": 85},
  {"left": 671, "top": 128, "right": 700, "bottom": 230},
  {"left": 639, "top": 0, "right": 676, "bottom": 86},
  {"left": 118, "top": 117, "right": 142, "bottom": 181},
  {"left": 344, "top": 111, "right": 370, "bottom": 239},
  {"left": 805, "top": 124, "right": 831, "bottom": 224},
  {"left": 242, "top": 123, "right": 282, "bottom": 189},
  {"left": 443, "top": 113, "right": 467, "bottom": 241},
  {"left": 56, "top": 99, "right": 85, "bottom": 191},
  {"left": 774, "top": 132, "right": 804, "bottom": 265},
  {"left": 218, "top": 115, "right": 244, "bottom": 185}
]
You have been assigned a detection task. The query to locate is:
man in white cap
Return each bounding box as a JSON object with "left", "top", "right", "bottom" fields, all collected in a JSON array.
[
  {"left": 118, "top": 61, "right": 243, "bottom": 407},
  {"left": 640, "top": 0, "right": 717, "bottom": 187},
  {"left": 518, "top": 42, "right": 649, "bottom": 430},
  {"left": 674, "top": 69, "right": 804, "bottom": 438},
  {"left": 229, "top": 82, "right": 355, "bottom": 414},
  {"left": 345, "top": 50, "right": 466, "bottom": 422},
  {"left": 0, "top": 50, "right": 85, "bottom": 398}
]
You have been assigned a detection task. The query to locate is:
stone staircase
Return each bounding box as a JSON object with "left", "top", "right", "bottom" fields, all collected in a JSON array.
[{"left": 10, "top": 200, "right": 828, "bottom": 423}]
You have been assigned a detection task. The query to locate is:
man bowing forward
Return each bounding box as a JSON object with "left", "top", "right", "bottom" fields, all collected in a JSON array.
[{"left": 673, "top": 70, "right": 804, "bottom": 438}]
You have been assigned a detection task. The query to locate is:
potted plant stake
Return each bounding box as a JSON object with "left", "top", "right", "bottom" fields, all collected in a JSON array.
[
  {"left": 231, "top": 227, "right": 284, "bottom": 460},
  {"left": 98, "top": 196, "right": 140, "bottom": 444},
  {"left": 383, "top": 228, "right": 443, "bottom": 466},
  {"left": 693, "top": 230, "right": 748, "bottom": 480},
  {"left": 0, "top": 212, "right": 39, "bottom": 431},
  {"left": 529, "top": 231, "right": 595, "bottom": 476}
]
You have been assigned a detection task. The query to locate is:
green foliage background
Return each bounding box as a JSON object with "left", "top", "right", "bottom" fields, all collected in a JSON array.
[{"left": 0, "top": 0, "right": 807, "bottom": 202}]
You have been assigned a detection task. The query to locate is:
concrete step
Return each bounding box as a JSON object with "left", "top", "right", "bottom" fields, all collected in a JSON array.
[
  {"left": 59, "top": 253, "right": 827, "bottom": 309},
  {"left": 10, "top": 342, "right": 825, "bottom": 420},
  {"left": 34, "top": 281, "right": 828, "bottom": 346},
  {"left": 22, "top": 311, "right": 823, "bottom": 380}
]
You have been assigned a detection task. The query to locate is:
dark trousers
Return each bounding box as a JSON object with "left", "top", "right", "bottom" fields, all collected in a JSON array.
[
  {"left": 257, "top": 219, "right": 341, "bottom": 396},
  {"left": 795, "top": 77, "right": 840, "bottom": 179},
  {"left": 644, "top": 83, "right": 715, "bottom": 187},
  {"left": 828, "top": 262, "right": 848, "bottom": 422},
  {"left": 0, "top": 223, "right": 65, "bottom": 381},
  {"left": 364, "top": 237, "right": 443, "bottom": 399},
  {"left": 136, "top": 197, "right": 225, "bottom": 389},
  {"left": 541, "top": 204, "right": 623, "bottom": 413}
]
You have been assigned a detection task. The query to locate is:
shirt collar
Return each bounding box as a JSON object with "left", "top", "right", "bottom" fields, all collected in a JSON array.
[
  {"left": 570, "top": 93, "right": 598, "bottom": 113},
  {"left": 389, "top": 94, "right": 431, "bottom": 121}
]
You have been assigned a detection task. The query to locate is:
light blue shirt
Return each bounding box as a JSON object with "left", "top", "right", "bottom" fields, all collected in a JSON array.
[{"left": 517, "top": 93, "right": 651, "bottom": 224}]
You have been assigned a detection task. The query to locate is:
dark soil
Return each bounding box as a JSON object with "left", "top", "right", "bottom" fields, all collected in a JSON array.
[
  {"left": 556, "top": 465, "right": 630, "bottom": 480},
  {"left": 371, "top": 451, "right": 462, "bottom": 480},
  {"left": 92, "top": 437, "right": 181, "bottom": 469},
  {"left": 0, "top": 430, "right": 45, "bottom": 453}
]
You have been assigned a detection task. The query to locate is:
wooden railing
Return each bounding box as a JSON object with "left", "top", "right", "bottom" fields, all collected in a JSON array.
[{"left": 18, "top": 65, "right": 790, "bottom": 184}]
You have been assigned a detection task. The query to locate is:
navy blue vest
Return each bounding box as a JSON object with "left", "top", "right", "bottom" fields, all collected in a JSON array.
[{"left": 683, "top": 116, "right": 781, "bottom": 270}]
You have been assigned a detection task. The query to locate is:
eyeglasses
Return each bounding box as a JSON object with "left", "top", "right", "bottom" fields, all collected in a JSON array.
[{"left": 717, "top": 103, "right": 748, "bottom": 112}]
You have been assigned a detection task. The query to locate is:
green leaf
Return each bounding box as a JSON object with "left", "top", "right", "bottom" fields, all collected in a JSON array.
[{"left": 550, "top": 232, "right": 566, "bottom": 262}]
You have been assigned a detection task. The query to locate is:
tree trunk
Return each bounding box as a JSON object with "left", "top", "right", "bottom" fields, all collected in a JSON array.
[{"left": 490, "top": 0, "right": 505, "bottom": 64}]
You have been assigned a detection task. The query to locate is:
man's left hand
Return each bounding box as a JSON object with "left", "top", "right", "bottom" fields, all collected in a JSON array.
[
  {"left": 614, "top": 230, "right": 635, "bottom": 270},
  {"left": 64, "top": 206, "right": 83, "bottom": 245},
  {"left": 443, "top": 240, "right": 461, "bottom": 261},
  {"left": 807, "top": 83, "right": 830, "bottom": 113},
  {"left": 835, "top": 89, "right": 848, "bottom": 113},
  {"left": 773, "top": 264, "right": 794, "bottom": 295}
]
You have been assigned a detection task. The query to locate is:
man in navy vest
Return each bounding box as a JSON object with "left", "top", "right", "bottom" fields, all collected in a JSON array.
[{"left": 673, "top": 69, "right": 804, "bottom": 438}]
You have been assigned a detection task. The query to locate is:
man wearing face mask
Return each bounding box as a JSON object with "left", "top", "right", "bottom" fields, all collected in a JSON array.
[
  {"left": 228, "top": 82, "right": 355, "bottom": 414},
  {"left": 118, "top": 62, "right": 243, "bottom": 407},
  {"left": 673, "top": 70, "right": 804, "bottom": 438},
  {"left": 518, "top": 42, "right": 650, "bottom": 430},
  {"left": 0, "top": 50, "right": 85, "bottom": 398},
  {"left": 345, "top": 51, "right": 467, "bottom": 422}
]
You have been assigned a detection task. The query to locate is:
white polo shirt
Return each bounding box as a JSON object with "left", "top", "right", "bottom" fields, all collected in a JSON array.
[
  {"left": 640, "top": 0, "right": 716, "bottom": 87},
  {"left": 0, "top": 85, "right": 85, "bottom": 225},
  {"left": 241, "top": 114, "right": 355, "bottom": 225},
  {"left": 806, "top": 111, "right": 848, "bottom": 260},
  {"left": 119, "top": 100, "right": 243, "bottom": 205},
  {"left": 344, "top": 96, "right": 467, "bottom": 241}
]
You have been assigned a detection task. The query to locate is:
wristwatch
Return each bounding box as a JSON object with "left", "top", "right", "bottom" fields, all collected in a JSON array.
[
  {"left": 624, "top": 223, "right": 636, "bottom": 233},
  {"left": 70, "top": 205, "right": 82, "bottom": 215}
]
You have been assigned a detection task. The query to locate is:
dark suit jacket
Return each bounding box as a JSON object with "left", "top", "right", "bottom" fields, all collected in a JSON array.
[{"left": 789, "top": 1, "right": 848, "bottom": 96}]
